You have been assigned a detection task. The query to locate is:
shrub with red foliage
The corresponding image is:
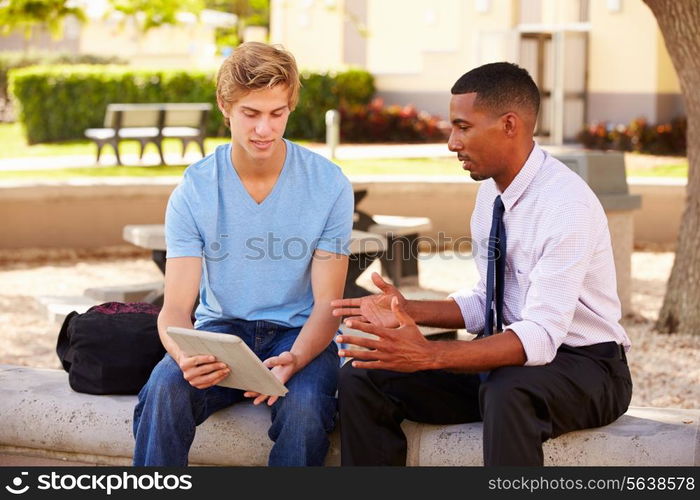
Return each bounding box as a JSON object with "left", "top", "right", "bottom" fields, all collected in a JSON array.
[
  {"left": 340, "top": 98, "right": 448, "bottom": 143},
  {"left": 577, "top": 116, "right": 686, "bottom": 155}
]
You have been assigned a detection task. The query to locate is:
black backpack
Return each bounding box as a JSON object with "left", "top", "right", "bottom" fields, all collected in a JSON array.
[{"left": 56, "top": 302, "right": 166, "bottom": 395}]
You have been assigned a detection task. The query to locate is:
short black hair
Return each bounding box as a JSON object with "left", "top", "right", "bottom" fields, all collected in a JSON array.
[{"left": 451, "top": 62, "right": 540, "bottom": 118}]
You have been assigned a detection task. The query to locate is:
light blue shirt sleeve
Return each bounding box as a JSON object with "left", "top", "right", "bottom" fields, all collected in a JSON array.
[
  {"left": 165, "top": 184, "right": 204, "bottom": 258},
  {"left": 315, "top": 179, "right": 354, "bottom": 256}
]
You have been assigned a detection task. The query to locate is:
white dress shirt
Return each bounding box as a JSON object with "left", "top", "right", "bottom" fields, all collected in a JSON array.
[{"left": 449, "top": 143, "right": 631, "bottom": 366}]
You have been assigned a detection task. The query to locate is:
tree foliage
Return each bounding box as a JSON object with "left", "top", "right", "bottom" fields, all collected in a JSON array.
[
  {"left": 204, "top": 0, "right": 269, "bottom": 50},
  {"left": 108, "top": 0, "right": 205, "bottom": 32},
  {"left": 205, "top": 0, "right": 269, "bottom": 27},
  {"left": 0, "top": 0, "right": 86, "bottom": 39}
]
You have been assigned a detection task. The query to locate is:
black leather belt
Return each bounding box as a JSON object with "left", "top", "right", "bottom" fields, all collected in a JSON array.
[{"left": 563, "top": 341, "right": 626, "bottom": 362}]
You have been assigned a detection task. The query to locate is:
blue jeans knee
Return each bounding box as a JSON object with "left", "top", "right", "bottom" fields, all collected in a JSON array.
[{"left": 266, "top": 341, "right": 339, "bottom": 466}]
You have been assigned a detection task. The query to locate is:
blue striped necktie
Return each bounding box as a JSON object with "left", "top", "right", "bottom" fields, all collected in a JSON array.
[{"left": 483, "top": 195, "right": 507, "bottom": 337}]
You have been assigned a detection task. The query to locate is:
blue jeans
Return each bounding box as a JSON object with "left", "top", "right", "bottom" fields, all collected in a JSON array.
[{"left": 132, "top": 318, "right": 339, "bottom": 466}]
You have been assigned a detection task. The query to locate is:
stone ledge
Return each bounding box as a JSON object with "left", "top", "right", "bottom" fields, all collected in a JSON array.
[
  {"left": 84, "top": 282, "right": 163, "bottom": 303},
  {"left": 1, "top": 364, "right": 697, "bottom": 466}
]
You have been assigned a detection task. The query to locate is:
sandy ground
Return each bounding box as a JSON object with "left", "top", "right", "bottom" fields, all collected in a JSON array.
[{"left": 0, "top": 246, "right": 698, "bottom": 409}]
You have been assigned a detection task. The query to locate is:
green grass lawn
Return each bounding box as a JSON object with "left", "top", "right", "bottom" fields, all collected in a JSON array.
[
  {"left": 0, "top": 156, "right": 689, "bottom": 181},
  {"left": 0, "top": 164, "right": 189, "bottom": 180},
  {"left": 338, "top": 157, "right": 461, "bottom": 176},
  {"left": 625, "top": 163, "right": 688, "bottom": 178},
  {"left": 0, "top": 122, "right": 688, "bottom": 180}
]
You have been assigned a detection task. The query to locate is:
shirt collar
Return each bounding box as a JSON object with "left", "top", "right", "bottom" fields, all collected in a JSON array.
[{"left": 499, "top": 142, "right": 546, "bottom": 212}]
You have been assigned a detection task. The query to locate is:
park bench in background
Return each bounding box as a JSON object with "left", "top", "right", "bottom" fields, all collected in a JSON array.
[{"left": 84, "top": 103, "right": 212, "bottom": 165}]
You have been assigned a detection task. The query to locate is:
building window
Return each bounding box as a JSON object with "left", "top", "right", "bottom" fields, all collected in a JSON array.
[{"left": 519, "top": 0, "right": 590, "bottom": 24}]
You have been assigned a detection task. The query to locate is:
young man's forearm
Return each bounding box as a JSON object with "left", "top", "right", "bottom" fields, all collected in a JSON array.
[
  {"left": 289, "top": 300, "right": 341, "bottom": 370},
  {"left": 157, "top": 307, "right": 194, "bottom": 362},
  {"left": 406, "top": 299, "right": 466, "bottom": 330}
]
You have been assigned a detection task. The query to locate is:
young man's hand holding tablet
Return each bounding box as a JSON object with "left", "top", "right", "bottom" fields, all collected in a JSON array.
[{"left": 167, "top": 327, "right": 289, "bottom": 397}]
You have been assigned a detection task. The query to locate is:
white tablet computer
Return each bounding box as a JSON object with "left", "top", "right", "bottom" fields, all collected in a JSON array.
[{"left": 166, "top": 327, "right": 288, "bottom": 397}]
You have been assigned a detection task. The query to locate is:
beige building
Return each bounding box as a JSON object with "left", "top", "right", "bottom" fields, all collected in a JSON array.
[
  {"left": 0, "top": 0, "right": 236, "bottom": 69},
  {"left": 270, "top": 0, "right": 682, "bottom": 143}
]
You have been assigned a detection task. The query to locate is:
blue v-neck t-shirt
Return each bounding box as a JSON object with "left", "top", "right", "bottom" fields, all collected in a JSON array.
[{"left": 165, "top": 140, "right": 354, "bottom": 328}]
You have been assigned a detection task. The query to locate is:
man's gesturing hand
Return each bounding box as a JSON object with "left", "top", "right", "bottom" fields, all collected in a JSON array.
[
  {"left": 336, "top": 297, "right": 436, "bottom": 372},
  {"left": 331, "top": 272, "right": 407, "bottom": 328},
  {"left": 178, "top": 354, "right": 230, "bottom": 389}
]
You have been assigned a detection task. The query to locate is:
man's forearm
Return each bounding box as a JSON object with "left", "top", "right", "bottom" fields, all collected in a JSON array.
[
  {"left": 290, "top": 301, "right": 341, "bottom": 370},
  {"left": 406, "top": 299, "right": 466, "bottom": 329},
  {"left": 429, "top": 330, "right": 527, "bottom": 372},
  {"left": 157, "top": 308, "right": 194, "bottom": 363}
]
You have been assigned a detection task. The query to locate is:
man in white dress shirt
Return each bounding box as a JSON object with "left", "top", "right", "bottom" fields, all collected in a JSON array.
[{"left": 331, "top": 62, "right": 633, "bottom": 466}]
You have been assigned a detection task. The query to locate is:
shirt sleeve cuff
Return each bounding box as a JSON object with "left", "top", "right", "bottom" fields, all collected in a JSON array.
[
  {"left": 507, "top": 320, "right": 559, "bottom": 366},
  {"left": 315, "top": 239, "right": 351, "bottom": 256},
  {"left": 166, "top": 248, "right": 203, "bottom": 259},
  {"left": 447, "top": 291, "right": 485, "bottom": 334}
]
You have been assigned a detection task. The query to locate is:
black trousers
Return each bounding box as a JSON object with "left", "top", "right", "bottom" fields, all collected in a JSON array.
[{"left": 338, "top": 341, "right": 632, "bottom": 466}]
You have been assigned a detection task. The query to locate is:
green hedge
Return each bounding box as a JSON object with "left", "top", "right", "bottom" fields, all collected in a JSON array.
[
  {"left": 9, "top": 65, "right": 220, "bottom": 143},
  {"left": 9, "top": 65, "right": 375, "bottom": 144},
  {"left": 285, "top": 68, "right": 375, "bottom": 140},
  {"left": 0, "top": 51, "right": 126, "bottom": 105}
]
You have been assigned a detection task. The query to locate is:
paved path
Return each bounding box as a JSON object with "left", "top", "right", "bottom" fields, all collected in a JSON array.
[{"left": 0, "top": 143, "right": 454, "bottom": 172}]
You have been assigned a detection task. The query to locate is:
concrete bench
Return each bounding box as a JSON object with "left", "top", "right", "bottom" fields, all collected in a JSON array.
[
  {"left": 84, "top": 282, "right": 164, "bottom": 304},
  {"left": 1, "top": 364, "right": 697, "bottom": 466},
  {"left": 84, "top": 103, "right": 212, "bottom": 165}
]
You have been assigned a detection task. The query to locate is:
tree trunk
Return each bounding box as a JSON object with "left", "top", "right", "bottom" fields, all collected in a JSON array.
[{"left": 643, "top": 0, "right": 700, "bottom": 334}]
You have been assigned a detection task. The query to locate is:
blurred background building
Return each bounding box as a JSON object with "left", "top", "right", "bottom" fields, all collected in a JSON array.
[{"left": 270, "top": 0, "right": 682, "bottom": 144}]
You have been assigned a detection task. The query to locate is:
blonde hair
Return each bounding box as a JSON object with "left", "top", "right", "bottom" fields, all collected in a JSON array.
[{"left": 216, "top": 42, "right": 301, "bottom": 127}]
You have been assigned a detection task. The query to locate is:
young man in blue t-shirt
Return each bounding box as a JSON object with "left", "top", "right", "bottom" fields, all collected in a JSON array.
[{"left": 132, "top": 42, "right": 354, "bottom": 466}]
